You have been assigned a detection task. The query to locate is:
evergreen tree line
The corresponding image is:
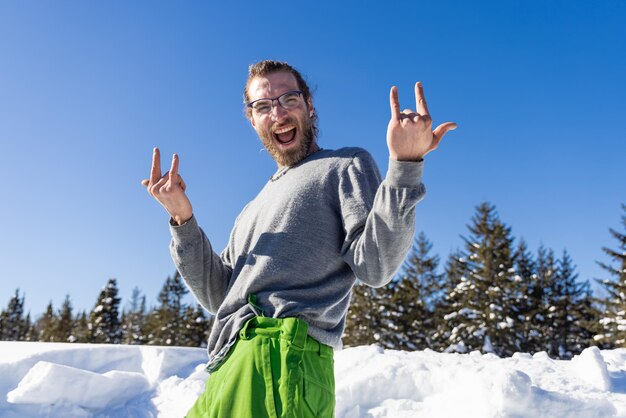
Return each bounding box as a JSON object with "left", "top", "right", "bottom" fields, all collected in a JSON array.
[
  {"left": 344, "top": 202, "right": 626, "bottom": 359},
  {"left": 1, "top": 202, "right": 624, "bottom": 360},
  {"left": 0, "top": 272, "right": 212, "bottom": 347}
]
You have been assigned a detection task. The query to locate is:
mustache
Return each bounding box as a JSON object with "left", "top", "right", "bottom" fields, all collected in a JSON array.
[{"left": 270, "top": 120, "right": 297, "bottom": 133}]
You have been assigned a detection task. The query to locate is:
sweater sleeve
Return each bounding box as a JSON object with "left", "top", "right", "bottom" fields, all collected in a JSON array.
[
  {"left": 339, "top": 151, "right": 425, "bottom": 287},
  {"left": 169, "top": 215, "right": 233, "bottom": 314}
]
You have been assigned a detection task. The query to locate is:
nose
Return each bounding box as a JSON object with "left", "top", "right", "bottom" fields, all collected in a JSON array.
[{"left": 270, "top": 100, "right": 288, "bottom": 121}]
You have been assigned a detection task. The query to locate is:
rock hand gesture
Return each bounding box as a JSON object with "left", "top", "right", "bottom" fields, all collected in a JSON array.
[
  {"left": 142, "top": 147, "right": 193, "bottom": 226},
  {"left": 387, "top": 82, "right": 457, "bottom": 161}
]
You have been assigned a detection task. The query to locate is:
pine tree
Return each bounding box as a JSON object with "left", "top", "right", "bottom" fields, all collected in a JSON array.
[
  {"left": 372, "top": 282, "right": 400, "bottom": 349},
  {"left": 24, "top": 313, "right": 37, "bottom": 342},
  {"left": 513, "top": 239, "right": 539, "bottom": 353},
  {"left": 528, "top": 245, "right": 558, "bottom": 353},
  {"left": 145, "top": 272, "right": 189, "bottom": 346},
  {"left": 545, "top": 251, "right": 597, "bottom": 358},
  {"left": 0, "top": 289, "right": 28, "bottom": 341},
  {"left": 379, "top": 232, "right": 443, "bottom": 350},
  {"left": 72, "top": 311, "right": 91, "bottom": 343},
  {"left": 596, "top": 204, "right": 626, "bottom": 347},
  {"left": 432, "top": 250, "right": 467, "bottom": 351},
  {"left": 121, "top": 287, "right": 147, "bottom": 345},
  {"left": 55, "top": 295, "right": 74, "bottom": 342},
  {"left": 438, "top": 203, "right": 521, "bottom": 356},
  {"left": 37, "top": 302, "right": 57, "bottom": 342},
  {"left": 343, "top": 282, "right": 383, "bottom": 347},
  {"left": 576, "top": 284, "right": 601, "bottom": 353},
  {"left": 90, "top": 278, "right": 122, "bottom": 344},
  {"left": 181, "top": 304, "right": 212, "bottom": 347}
]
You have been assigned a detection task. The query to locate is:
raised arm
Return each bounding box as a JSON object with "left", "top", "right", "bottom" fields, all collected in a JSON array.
[
  {"left": 343, "top": 83, "right": 457, "bottom": 287},
  {"left": 142, "top": 147, "right": 231, "bottom": 313}
]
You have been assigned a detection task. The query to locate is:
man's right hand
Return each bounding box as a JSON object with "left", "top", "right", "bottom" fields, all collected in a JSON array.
[{"left": 141, "top": 147, "right": 193, "bottom": 226}]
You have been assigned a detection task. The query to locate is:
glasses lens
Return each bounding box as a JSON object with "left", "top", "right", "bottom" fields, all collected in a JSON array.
[
  {"left": 252, "top": 100, "right": 272, "bottom": 114},
  {"left": 278, "top": 91, "right": 301, "bottom": 109}
]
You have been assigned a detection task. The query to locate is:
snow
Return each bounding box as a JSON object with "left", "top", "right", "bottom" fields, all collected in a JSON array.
[
  {"left": 2, "top": 342, "right": 626, "bottom": 417},
  {"left": 572, "top": 346, "right": 611, "bottom": 391},
  {"left": 7, "top": 361, "right": 150, "bottom": 409}
]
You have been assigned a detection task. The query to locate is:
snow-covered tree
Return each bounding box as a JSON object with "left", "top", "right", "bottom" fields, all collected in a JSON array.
[
  {"left": 90, "top": 278, "right": 122, "bottom": 344},
  {"left": 545, "top": 251, "right": 597, "bottom": 358},
  {"left": 430, "top": 250, "right": 466, "bottom": 351},
  {"left": 37, "top": 302, "right": 57, "bottom": 342},
  {"left": 343, "top": 282, "right": 383, "bottom": 347},
  {"left": 378, "top": 232, "right": 444, "bottom": 350},
  {"left": 439, "top": 203, "right": 522, "bottom": 356},
  {"left": 512, "top": 239, "right": 540, "bottom": 353},
  {"left": 72, "top": 311, "right": 91, "bottom": 343},
  {"left": 23, "top": 313, "right": 36, "bottom": 342},
  {"left": 55, "top": 295, "right": 75, "bottom": 342},
  {"left": 145, "top": 272, "right": 189, "bottom": 346},
  {"left": 181, "top": 304, "right": 212, "bottom": 347},
  {"left": 121, "top": 287, "right": 147, "bottom": 345},
  {"left": 595, "top": 204, "right": 626, "bottom": 347},
  {"left": 0, "top": 289, "right": 29, "bottom": 341}
]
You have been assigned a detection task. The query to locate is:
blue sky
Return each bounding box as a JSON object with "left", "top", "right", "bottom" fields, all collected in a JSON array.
[{"left": 1, "top": 1, "right": 624, "bottom": 316}]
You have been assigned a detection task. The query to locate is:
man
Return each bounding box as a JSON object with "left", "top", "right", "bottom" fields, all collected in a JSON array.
[{"left": 142, "top": 60, "right": 456, "bottom": 418}]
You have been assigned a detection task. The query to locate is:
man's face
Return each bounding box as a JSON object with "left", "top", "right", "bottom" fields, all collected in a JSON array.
[{"left": 248, "top": 71, "right": 316, "bottom": 167}]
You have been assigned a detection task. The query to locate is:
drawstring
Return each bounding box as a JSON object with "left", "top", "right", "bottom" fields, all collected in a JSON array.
[{"left": 247, "top": 293, "right": 266, "bottom": 317}]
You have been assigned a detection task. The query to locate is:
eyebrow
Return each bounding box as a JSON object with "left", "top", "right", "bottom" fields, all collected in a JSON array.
[{"left": 250, "top": 83, "right": 299, "bottom": 99}]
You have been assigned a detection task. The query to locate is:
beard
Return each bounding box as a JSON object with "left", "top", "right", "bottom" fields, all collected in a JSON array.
[{"left": 258, "top": 115, "right": 317, "bottom": 167}]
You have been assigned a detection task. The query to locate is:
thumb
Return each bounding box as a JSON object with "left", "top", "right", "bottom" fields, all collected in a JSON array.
[
  {"left": 433, "top": 122, "right": 457, "bottom": 141},
  {"left": 141, "top": 179, "right": 149, "bottom": 187}
]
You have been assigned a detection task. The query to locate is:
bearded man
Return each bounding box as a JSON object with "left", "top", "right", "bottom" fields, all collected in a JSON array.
[{"left": 143, "top": 60, "right": 456, "bottom": 418}]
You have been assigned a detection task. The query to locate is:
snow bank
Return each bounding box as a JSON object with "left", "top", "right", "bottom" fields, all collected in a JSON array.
[
  {"left": 335, "top": 346, "right": 623, "bottom": 418},
  {"left": 7, "top": 361, "right": 150, "bottom": 408},
  {"left": 1, "top": 342, "right": 626, "bottom": 417},
  {"left": 0, "top": 342, "right": 207, "bottom": 418}
]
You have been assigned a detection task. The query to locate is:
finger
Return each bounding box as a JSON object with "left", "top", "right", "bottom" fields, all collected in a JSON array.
[
  {"left": 141, "top": 179, "right": 149, "bottom": 187},
  {"left": 155, "top": 173, "right": 169, "bottom": 193},
  {"left": 149, "top": 175, "right": 168, "bottom": 196},
  {"left": 400, "top": 109, "right": 419, "bottom": 123},
  {"left": 389, "top": 86, "right": 401, "bottom": 121},
  {"left": 169, "top": 153, "right": 179, "bottom": 183},
  {"left": 415, "top": 82, "right": 430, "bottom": 116},
  {"left": 432, "top": 122, "right": 458, "bottom": 141},
  {"left": 150, "top": 147, "right": 161, "bottom": 184}
]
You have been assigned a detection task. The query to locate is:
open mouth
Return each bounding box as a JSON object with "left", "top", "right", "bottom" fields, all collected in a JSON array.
[{"left": 273, "top": 125, "right": 297, "bottom": 146}]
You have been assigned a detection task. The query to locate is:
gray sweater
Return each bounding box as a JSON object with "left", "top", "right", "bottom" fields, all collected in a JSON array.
[{"left": 169, "top": 147, "right": 425, "bottom": 366}]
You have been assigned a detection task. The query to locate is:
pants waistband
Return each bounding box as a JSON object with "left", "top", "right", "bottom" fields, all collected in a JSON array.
[{"left": 238, "top": 316, "right": 332, "bottom": 359}]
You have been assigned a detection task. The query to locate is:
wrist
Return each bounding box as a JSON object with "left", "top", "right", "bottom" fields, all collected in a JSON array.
[
  {"left": 390, "top": 154, "right": 425, "bottom": 162},
  {"left": 172, "top": 213, "right": 193, "bottom": 226}
]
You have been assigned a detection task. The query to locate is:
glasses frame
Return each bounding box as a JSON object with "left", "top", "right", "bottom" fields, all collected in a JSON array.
[{"left": 247, "top": 90, "right": 304, "bottom": 114}]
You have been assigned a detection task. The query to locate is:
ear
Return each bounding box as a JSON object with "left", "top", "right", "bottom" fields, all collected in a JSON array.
[{"left": 307, "top": 97, "right": 314, "bottom": 117}]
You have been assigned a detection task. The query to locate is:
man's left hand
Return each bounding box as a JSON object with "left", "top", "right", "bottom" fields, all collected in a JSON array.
[{"left": 387, "top": 82, "right": 457, "bottom": 161}]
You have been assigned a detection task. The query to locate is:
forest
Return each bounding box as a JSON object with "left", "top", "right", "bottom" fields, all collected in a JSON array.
[{"left": 2, "top": 202, "right": 624, "bottom": 360}]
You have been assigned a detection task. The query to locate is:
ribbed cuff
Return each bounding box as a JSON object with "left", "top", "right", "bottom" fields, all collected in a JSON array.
[
  {"left": 169, "top": 214, "right": 199, "bottom": 240},
  {"left": 385, "top": 158, "right": 424, "bottom": 188}
]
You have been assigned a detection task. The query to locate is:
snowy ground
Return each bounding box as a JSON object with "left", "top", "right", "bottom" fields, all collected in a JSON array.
[{"left": 1, "top": 342, "right": 626, "bottom": 418}]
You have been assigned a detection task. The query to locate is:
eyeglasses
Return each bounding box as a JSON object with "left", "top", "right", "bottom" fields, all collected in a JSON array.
[{"left": 247, "top": 90, "right": 304, "bottom": 115}]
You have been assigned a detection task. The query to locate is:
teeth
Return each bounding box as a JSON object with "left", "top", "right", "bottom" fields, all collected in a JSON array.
[{"left": 273, "top": 125, "right": 295, "bottom": 134}]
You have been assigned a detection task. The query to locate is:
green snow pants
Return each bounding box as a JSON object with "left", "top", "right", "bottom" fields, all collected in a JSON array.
[{"left": 185, "top": 316, "right": 335, "bottom": 418}]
